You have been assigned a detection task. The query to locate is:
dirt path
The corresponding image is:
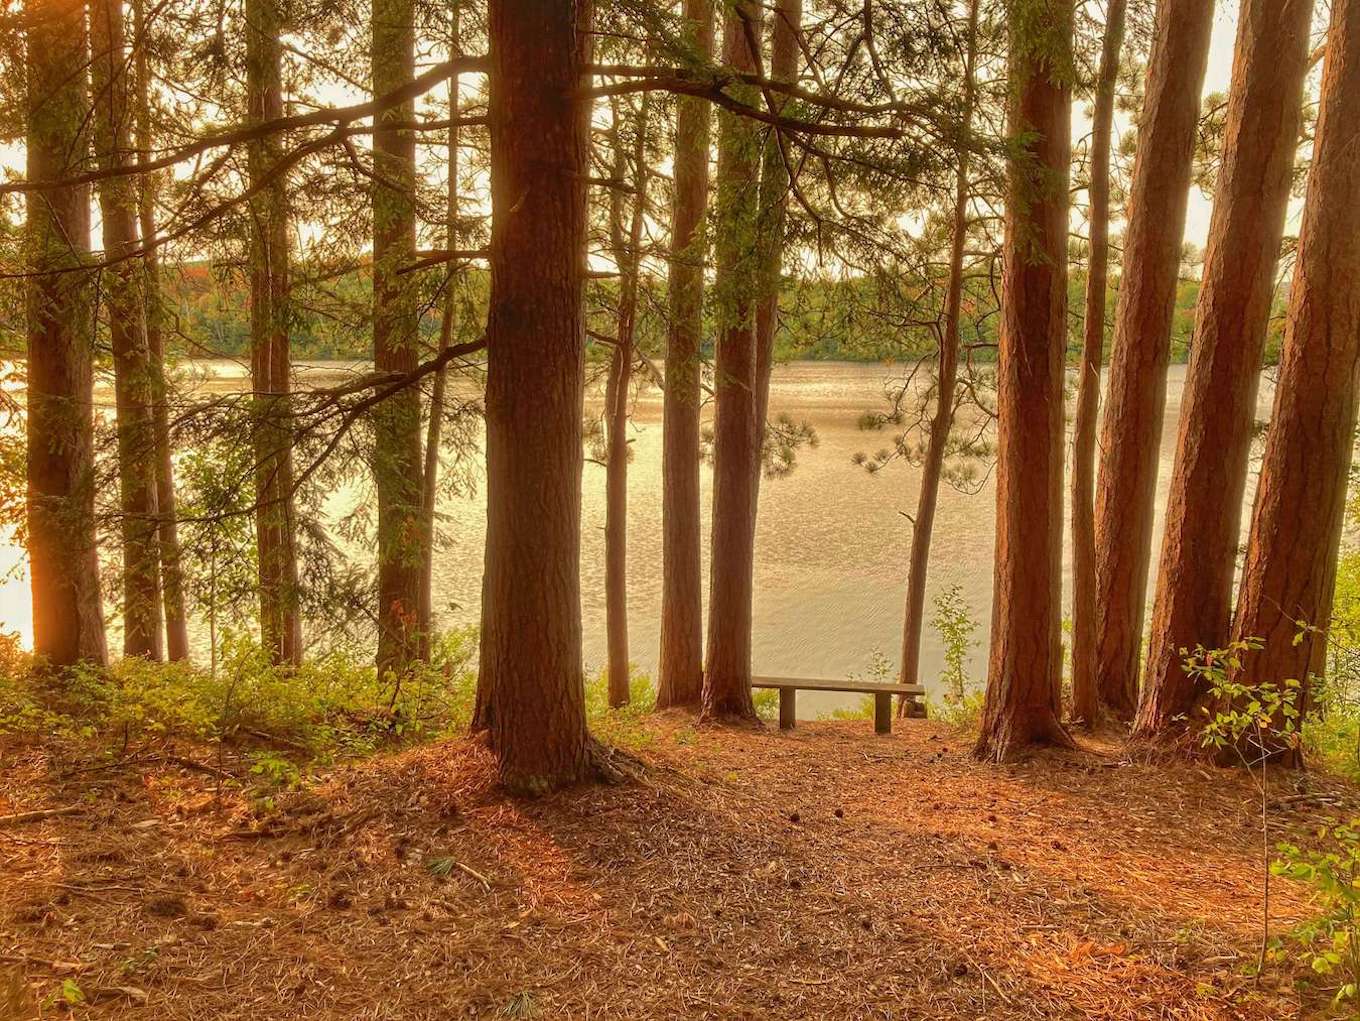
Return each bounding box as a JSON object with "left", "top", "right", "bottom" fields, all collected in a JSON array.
[{"left": 0, "top": 718, "right": 1343, "bottom": 1018}]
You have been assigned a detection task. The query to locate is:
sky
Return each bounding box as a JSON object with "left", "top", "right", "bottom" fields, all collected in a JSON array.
[
  {"left": 1187, "top": 0, "right": 1251, "bottom": 244},
  {"left": 1183, "top": 0, "right": 1326, "bottom": 246}
]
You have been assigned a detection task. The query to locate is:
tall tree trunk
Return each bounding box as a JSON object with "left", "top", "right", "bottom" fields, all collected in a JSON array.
[
  {"left": 132, "top": 0, "right": 189, "bottom": 662},
  {"left": 1091, "top": 0, "right": 1216, "bottom": 718},
  {"left": 477, "top": 0, "right": 594, "bottom": 792},
  {"left": 247, "top": 0, "right": 303, "bottom": 666},
  {"left": 656, "top": 0, "right": 713, "bottom": 711},
  {"left": 372, "top": 0, "right": 422, "bottom": 677},
  {"left": 90, "top": 0, "right": 163, "bottom": 661},
  {"left": 973, "top": 0, "right": 1074, "bottom": 763},
  {"left": 701, "top": 0, "right": 764, "bottom": 723},
  {"left": 751, "top": 0, "right": 800, "bottom": 453},
  {"left": 1136, "top": 0, "right": 1314, "bottom": 739},
  {"left": 898, "top": 0, "right": 979, "bottom": 713},
  {"left": 1069, "top": 0, "right": 1126, "bottom": 725},
  {"left": 418, "top": 0, "right": 461, "bottom": 662},
  {"left": 24, "top": 0, "right": 108, "bottom": 670},
  {"left": 604, "top": 96, "right": 650, "bottom": 708},
  {"left": 1228, "top": 0, "right": 1360, "bottom": 766}
]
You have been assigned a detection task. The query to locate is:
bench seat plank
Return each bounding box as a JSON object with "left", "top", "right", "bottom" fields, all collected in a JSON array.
[{"left": 751, "top": 676, "right": 926, "bottom": 696}]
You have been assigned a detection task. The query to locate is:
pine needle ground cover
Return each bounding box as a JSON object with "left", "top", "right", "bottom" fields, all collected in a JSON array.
[{"left": 0, "top": 718, "right": 1343, "bottom": 1019}]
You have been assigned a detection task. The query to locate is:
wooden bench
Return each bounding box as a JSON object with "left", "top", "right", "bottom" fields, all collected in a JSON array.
[{"left": 751, "top": 676, "right": 927, "bottom": 734}]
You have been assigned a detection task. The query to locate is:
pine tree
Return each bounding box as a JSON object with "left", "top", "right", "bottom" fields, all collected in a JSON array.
[
  {"left": 1137, "top": 0, "right": 1315, "bottom": 738},
  {"left": 24, "top": 0, "right": 108, "bottom": 668},
  {"left": 1228, "top": 0, "right": 1360, "bottom": 765},
  {"left": 477, "top": 0, "right": 595, "bottom": 791},
  {"left": 974, "top": 0, "right": 1075, "bottom": 762},
  {"left": 898, "top": 0, "right": 981, "bottom": 710},
  {"left": 372, "top": 0, "right": 423, "bottom": 676},
  {"left": 246, "top": 0, "right": 303, "bottom": 665},
  {"left": 91, "top": 0, "right": 164, "bottom": 659},
  {"left": 1092, "top": 0, "right": 1217, "bottom": 718},
  {"left": 657, "top": 0, "right": 714, "bottom": 710},
  {"left": 1069, "top": 0, "right": 1127, "bottom": 724},
  {"left": 701, "top": 0, "right": 765, "bottom": 723}
]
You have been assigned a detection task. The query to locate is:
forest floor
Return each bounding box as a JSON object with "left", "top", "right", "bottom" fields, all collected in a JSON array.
[{"left": 1, "top": 715, "right": 1356, "bottom": 1020}]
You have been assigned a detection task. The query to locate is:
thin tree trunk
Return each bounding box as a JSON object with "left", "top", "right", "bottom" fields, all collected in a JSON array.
[
  {"left": 1229, "top": 0, "right": 1360, "bottom": 766},
  {"left": 372, "top": 0, "right": 422, "bottom": 677},
  {"left": 477, "top": 0, "right": 594, "bottom": 792},
  {"left": 418, "top": 0, "right": 461, "bottom": 663},
  {"left": 131, "top": 0, "right": 189, "bottom": 663},
  {"left": 1136, "top": 0, "right": 1314, "bottom": 739},
  {"left": 898, "top": 0, "right": 979, "bottom": 714},
  {"left": 604, "top": 96, "right": 650, "bottom": 708},
  {"left": 90, "top": 0, "right": 163, "bottom": 661},
  {"left": 24, "top": 0, "right": 108, "bottom": 669},
  {"left": 1092, "top": 0, "right": 1216, "bottom": 719},
  {"left": 1069, "top": 0, "right": 1126, "bottom": 725},
  {"left": 973, "top": 0, "right": 1074, "bottom": 763},
  {"left": 701, "top": 0, "right": 764, "bottom": 724},
  {"left": 657, "top": 0, "right": 713, "bottom": 711},
  {"left": 751, "top": 0, "right": 800, "bottom": 454},
  {"left": 246, "top": 0, "right": 302, "bottom": 666}
]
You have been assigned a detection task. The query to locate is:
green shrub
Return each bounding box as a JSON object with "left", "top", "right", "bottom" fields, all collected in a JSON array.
[
  {"left": 0, "top": 627, "right": 480, "bottom": 760},
  {"left": 1274, "top": 820, "right": 1360, "bottom": 1008},
  {"left": 831, "top": 651, "right": 894, "bottom": 720},
  {"left": 932, "top": 585, "right": 978, "bottom": 703},
  {"left": 830, "top": 695, "right": 876, "bottom": 721},
  {"left": 1298, "top": 549, "right": 1360, "bottom": 780},
  {"left": 584, "top": 667, "right": 657, "bottom": 748},
  {"left": 1192, "top": 639, "right": 1303, "bottom": 981},
  {"left": 1303, "top": 678, "right": 1360, "bottom": 783},
  {"left": 750, "top": 687, "right": 779, "bottom": 721},
  {"left": 1191, "top": 637, "right": 1302, "bottom": 763},
  {"left": 928, "top": 690, "right": 984, "bottom": 732}
]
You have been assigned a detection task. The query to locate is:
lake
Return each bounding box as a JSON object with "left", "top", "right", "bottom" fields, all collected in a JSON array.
[{"left": 0, "top": 360, "right": 1272, "bottom": 715}]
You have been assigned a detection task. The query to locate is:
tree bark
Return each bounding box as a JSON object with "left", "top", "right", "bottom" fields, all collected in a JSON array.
[
  {"left": 1228, "top": 0, "right": 1360, "bottom": 766},
  {"left": 1069, "top": 0, "right": 1126, "bottom": 725},
  {"left": 973, "top": 0, "right": 1074, "bottom": 763},
  {"left": 24, "top": 0, "right": 108, "bottom": 669},
  {"left": 657, "top": 0, "right": 713, "bottom": 711},
  {"left": 898, "top": 0, "right": 979, "bottom": 713},
  {"left": 372, "top": 0, "right": 423, "bottom": 677},
  {"left": 1092, "top": 0, "right": 1216, "bottom": 718},
  {"left": 132, "top": 0, "right": 189, "bottom": 663},
  {"left": 752, "top": 0, "right": 800, "bottom": 455},
  {"left": 477, "top": 0, "right": 594, "bottom": 792},
  {"left": 418, "top": 0, "right": 461, "bottom": 663},
  {"left": 247, "top": 0, "right": 303, "bottom": 666},
  {"left": 604, "top": 97, "right": 650, "bottom": 708},
  {"left": 90, "top": 0, "right": 163, "bottom": 661},
  {"left": 1136, "top": 0, "right": 1314, "bottom": 739},
  {"left": 701, "top": 0, "right": 764, "bottom": 724}
]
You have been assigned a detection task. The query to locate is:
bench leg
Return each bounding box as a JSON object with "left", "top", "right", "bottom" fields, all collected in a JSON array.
[
  {"left": 874, "top": 692, "right": 892, "bottom": 734},
  {"left": 779, "top": 688, "right": 796, "bottom": 730}
]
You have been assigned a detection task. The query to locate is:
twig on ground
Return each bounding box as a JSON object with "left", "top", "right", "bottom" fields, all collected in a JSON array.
[
  {"left": 0, "top": 806, "right": 84, "bottom": 827},
  {"left": 452, "top": 860, "right": 491, "bottom": 890}
]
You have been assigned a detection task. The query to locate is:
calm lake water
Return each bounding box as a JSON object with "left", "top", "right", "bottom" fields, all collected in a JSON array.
[{"left": 0, "top": 360, "right": 1274, "bottom": 714}]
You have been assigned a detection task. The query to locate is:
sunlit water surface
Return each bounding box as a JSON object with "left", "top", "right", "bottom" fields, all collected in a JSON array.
[{"left": 0, "top": 361, "right": 1273, "bottom": 715}]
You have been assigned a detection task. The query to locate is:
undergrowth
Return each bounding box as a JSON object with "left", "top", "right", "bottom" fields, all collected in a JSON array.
[
  {"left": 0, "top": 628, "right": 480, "bottom": 761},
  {"left": 928, "top": 691, "right": 984, "bottom": 732},
  {"left": 0, "top": 630, "right": 673, "bottom": 769},
  {"left": 585, "top": 667, "right": 658, "bottom": 749}
]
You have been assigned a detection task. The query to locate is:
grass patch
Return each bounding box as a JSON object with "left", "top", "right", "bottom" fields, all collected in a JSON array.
[{"left": 927, "top": 690, "right": 984, "bottom": 734}]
